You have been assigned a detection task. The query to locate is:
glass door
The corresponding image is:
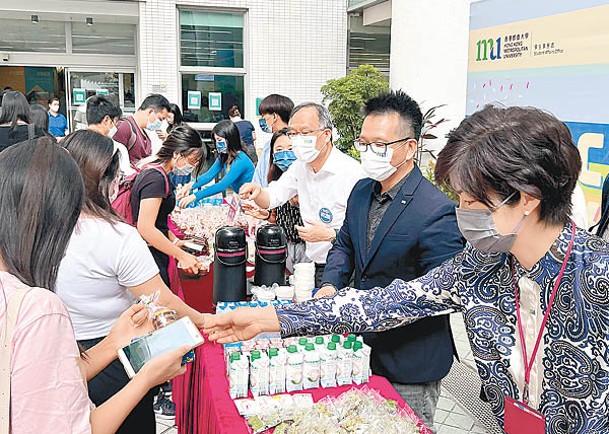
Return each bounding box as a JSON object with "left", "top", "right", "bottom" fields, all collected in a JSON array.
[{"left": 66, "top": 69, "right": 136, "bottom": 131}]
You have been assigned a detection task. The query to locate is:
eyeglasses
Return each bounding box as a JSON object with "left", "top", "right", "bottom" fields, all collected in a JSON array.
[
  {"left": 354, "top": 137, "right": 413, "bottom": 157},
  {"left": 286, "top": 129, "right": 326, "bottom": 140}
]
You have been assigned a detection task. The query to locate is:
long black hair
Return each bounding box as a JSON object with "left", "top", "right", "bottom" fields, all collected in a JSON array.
[
  {"left": 167, "top": 103, "right": 184, "bottom": 134},
  {"left": 0, "top": 138, "right": 84, "bottom": 292},
  {"left": 29, "top": 104, "right": 50, "bottom": 134},
  {"left": 267, "top": 128, "right": 291, "bottom": 185},
  {"left": 212, "top": 120, "right": 244, "bottom": 165},
  {"left": 62, "top": 130, "right": 122, "bottom": 224},
  {"left": 155, "top": 124, "right": 206, "bottom": 171},
  {"left": 0, "top": 91, "right": 31, "bottom": 137}
]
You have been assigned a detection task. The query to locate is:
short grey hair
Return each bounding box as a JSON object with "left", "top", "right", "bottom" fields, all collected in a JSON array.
[{"left": 290, "top": 102, "right": 334, "bottom": 130}]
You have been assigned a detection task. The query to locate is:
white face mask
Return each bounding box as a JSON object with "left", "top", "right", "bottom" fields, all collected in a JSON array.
[
  {"left": 108, "top": 126, "right": 118, "bottom": 138},
  {"left": 360, "top": 145, "right": 408, "bottom": 182},
  {"left": 293, "top": 135, "right": 324, "bottom": 163}
]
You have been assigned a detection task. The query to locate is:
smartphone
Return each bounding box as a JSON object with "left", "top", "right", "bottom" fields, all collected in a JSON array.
[{"left": 118, "top": 317, "right": 204, "bottom": 378}]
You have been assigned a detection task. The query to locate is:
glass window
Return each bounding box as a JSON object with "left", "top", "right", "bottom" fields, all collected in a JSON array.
[
  {"left": 348, "top": 14, "right": 391, "bottom": 77},
  {"left": 67, "top": 71, "right": 135, "bottom": 127},
  {"left": 72, "top": 22, "right": 136, "bottom": 55},
  {"left": 0, "top": 18, "right": 66, "bottom": 53},
  {"left": 181, "top": 74, "right": 244, "bottom": 123},
  {"left": 179, "top": 10, "right": 244, "bottom": 68}
]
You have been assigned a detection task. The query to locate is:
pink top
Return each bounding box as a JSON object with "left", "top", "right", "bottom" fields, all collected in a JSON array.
[{"left": 0, "top": 271, "right": 91, "bottom": 434}]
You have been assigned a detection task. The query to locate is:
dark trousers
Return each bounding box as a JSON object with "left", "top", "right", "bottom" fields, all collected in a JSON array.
[
  {"left": 79, "top": 337, "right": 157, "bottom": 434},
  {"left": 314, "top": 263, "right": 325, "bottom": 288}
]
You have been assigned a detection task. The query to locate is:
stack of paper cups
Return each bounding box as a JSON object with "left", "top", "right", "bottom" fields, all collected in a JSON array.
[{"left": 293, "top": 262, "right": 315, "bottom": 302}]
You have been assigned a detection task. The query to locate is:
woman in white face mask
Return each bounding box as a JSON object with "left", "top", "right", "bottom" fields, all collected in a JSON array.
[
  {"left": 58, "top": 129, "right": 208, "bottom": 432},
  {"left": 203, "top": 105, "right": 609, "bottom": 434}
]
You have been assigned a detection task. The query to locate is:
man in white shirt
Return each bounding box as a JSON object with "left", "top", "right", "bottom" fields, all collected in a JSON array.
[
  {"left": 240, "top": 102, "right": 364, "bottom": 285},
  {"left": 86, "top": 94, "right": 135, "bottom": 177}
]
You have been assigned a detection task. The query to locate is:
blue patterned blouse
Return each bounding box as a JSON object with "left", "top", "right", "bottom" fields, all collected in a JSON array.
[{"left": 276, "top": 222, "right": 609, "bottom": 433}]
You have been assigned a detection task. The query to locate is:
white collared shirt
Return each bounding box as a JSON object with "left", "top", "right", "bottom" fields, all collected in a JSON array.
[
  {"left": 266, "top": 146, "right": 364, "bottom": 263},
  {"left": 511, "top": 275, "right": 544, "bottom": 409}
]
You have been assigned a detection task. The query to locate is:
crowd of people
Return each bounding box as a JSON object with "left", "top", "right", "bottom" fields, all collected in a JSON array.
[{"left": 1, "top": 83, "right": 608, "bottom": 434}]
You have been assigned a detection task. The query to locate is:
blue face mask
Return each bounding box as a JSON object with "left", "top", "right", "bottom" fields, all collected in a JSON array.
[
  {"left": 273, "top": 150, "right": 297, "bottom": 171},
  {"left": 259, "top": 118, "right": 272, "bottom": 134},
  {"left": 147, "top": 118, "right": 163, "bottom": 131},
  {"left": 215, "top": 139, "right": 228, "bottom": 153}
]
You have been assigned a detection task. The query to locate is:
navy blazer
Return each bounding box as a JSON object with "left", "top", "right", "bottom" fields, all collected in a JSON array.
[{"left": 322, "top": 166, "right": 464, "bottom": 384}]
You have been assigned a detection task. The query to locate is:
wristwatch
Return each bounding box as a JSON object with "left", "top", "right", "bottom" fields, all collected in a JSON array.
[{"left": 331, "top": 228, "right": 339, "bottom": 243}]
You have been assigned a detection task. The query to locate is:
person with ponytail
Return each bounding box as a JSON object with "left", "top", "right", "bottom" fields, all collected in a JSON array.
[
  {"left": 130, "top": 124, "right": 206, "bottom": 285},
  {"left": 57, "top": 129, "right": 208, "bottom": 432}
]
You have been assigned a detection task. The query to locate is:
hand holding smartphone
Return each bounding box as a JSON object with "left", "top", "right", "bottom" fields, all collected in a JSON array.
[{"left": 118, "top": 316, "right": 204, "bottom": 378}]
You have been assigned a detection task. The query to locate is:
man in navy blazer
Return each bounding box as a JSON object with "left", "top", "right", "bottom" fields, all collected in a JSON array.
[{"left": 316, "top": 91, "right": 464, "bottom": 431}]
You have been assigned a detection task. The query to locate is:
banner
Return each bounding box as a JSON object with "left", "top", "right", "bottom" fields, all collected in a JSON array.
[{"left": 467, "top": 0, "right": 609, "bottom": 224}]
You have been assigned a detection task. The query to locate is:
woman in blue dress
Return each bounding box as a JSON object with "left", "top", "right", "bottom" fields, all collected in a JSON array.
[
  {"left": 178, "top": 120, "right": 254, "bottom": 208},
  {"left": 204, "top": 105, "right": 609, "bottom": 434}
]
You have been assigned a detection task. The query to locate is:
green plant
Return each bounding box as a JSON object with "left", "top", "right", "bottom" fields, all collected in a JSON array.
[
  {"left": 321, "top": 64, "right": 389, "bottom": 152},
  {"left": 417, "top": 104, "right": 448, "bottom": 165},
  {"left": 417, "top": 104, "right": 457, "bottom": 202}
]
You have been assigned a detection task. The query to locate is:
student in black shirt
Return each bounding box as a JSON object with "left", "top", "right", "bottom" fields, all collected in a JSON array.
[
  {"left": 131, "top": 124, "right": 206, "bottom": 285},
  {"left": 0, "top": 91, "right": 44, "bottom": 152}
]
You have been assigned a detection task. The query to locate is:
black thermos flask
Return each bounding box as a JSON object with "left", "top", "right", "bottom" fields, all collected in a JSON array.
[
  {"left": 254, "top": 224, "right": 287, "bottom": 287},
  {"left": 213, "top": 226, "right": 247, "bottom": 303}
]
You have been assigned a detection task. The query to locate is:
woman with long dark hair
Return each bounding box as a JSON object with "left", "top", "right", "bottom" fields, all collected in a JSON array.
[
  {"left": 245, "top": 128, "right": 307, "bottom": 271},
  {"left": 156, "top": 103, "right": 184, "bottom": 142},
  {"left": 0, "top": 138, "right": 189, "bottom": 434},
  {"left": 0, "top": 90, "right": 44, "bottom": 152},
  {"left": 131, "top": 124, "right": 206, "bottom": 286},
  {"left": 29, "top": 103, "right": 52, "bottom": 137},
  {"left": 57, "top": 129, "right": 208, "bottom": 431},
  {"left": 177, "top": 119, "right": 254, "bottom": 208}
]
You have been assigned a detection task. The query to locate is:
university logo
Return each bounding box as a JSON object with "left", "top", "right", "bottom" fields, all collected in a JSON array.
[{"left": 475, "top": 37, "right": 502, "bottom": 61}]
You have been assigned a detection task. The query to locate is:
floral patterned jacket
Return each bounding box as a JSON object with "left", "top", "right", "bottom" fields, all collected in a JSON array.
[{"left": 276, "top": 222, "right": 609, "bottom": 433}]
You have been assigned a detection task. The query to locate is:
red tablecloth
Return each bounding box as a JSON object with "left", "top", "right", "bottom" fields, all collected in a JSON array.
[
  {"left": 167, "top": 223, "right": 430, "bottom": 433},
  {"left": 174, "top": 339, "right": 432, "bottom": 434}
]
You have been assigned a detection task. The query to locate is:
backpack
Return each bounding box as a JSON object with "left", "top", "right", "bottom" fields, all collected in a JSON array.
[{"left": 112, "top": 165, "right": 169, "bottom": 226}]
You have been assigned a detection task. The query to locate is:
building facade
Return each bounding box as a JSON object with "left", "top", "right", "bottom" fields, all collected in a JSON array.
[
  {"left": 0, "top": 0, "right": 347, "bottom": 130},
  {"left": 349, "top": 0, "right": 479, "bottom": 152}
]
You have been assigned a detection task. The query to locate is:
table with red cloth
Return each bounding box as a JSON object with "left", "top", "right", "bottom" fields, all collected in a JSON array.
[
  {"left": 173, "top": 338, "right": 432, "bottom": 434},
  {"left": 167, "top": 220, "right": 430, "bottom": 434}
]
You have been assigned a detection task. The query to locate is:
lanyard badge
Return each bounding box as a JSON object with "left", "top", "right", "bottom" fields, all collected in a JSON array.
[
  {"left": 504, "top": 395, "right": 546, "bottom": 434},
  {"left": 504, "top": 221, "right": 575, "bottom": 434}
]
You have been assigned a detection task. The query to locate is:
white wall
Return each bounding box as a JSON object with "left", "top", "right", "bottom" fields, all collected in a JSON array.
[
  {"left": 138, "top": 0, "right": 347, "bottom": 120},
  {"left": 390, "top": 0, "right": 478, "bottom": 152}
]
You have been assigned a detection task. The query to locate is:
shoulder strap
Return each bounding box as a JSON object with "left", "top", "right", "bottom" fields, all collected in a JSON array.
[
  {"left": 0, "top": 287, "right": 32, "bottom": 434},
  {"left": 142, "top": 165, "right": 169, "bottom": 197},
  {"left": 124, "top": 117, "right": 138, "bottom": 150},
  {"left": 27, "top": 124, "right": 35, "bottom": 140},
  {"left": 152, "top": 166, "right": 170, "bottom": 196}
]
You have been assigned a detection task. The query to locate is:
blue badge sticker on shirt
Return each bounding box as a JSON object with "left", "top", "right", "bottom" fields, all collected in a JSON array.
[{"left": 319, "top": 207, "right": 333, "bottom": 224}]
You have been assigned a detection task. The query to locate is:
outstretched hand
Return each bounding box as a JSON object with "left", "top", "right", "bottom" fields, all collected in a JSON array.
[{"left": 203, "top": 306, "right": 281, "bottom": 344}]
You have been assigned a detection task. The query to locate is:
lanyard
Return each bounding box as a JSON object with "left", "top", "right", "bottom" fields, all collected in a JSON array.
[{"left": 510, "top": 221, "right": 575, "bottom": 405}]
